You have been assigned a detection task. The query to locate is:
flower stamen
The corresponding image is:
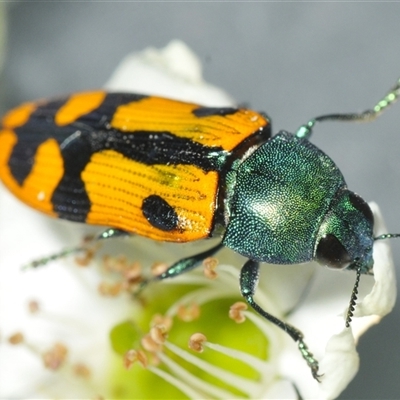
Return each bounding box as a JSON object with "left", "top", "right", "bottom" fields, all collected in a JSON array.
[
  {"left": 150, "top": 325, "right": 168, "bottom": 344},
  {"left": 164, "top": 340, "right": 261, "bottom": 397},
  {"left": 147, "top": 365, "right": 205, "bottom": 399},
  {"left": 141, "top": 333, "right": 163, "bottom": 353},
  {"left": 123, "top": 349, "right": 147, "bottom": 369},
  {"left": 28, "top": 299, "right": 40, "bottom": 314},
  {"left": 188, "top": 332, "right": 207, "bottom": 352},
  {"left": 203, "top": 257, "right": 219, "bottom": 279},
  {"left": 151, "top": 262, "right": 169, "bottom": 276},
  {"left": 72, "top": 362, "right": 92, "bottom": 379},
  {"left": 150, "top": 314, "right": 173, "bottom": 331},
  {"left": 8, "top": 332, "right": 24, "bottom": 345},
  {"left": 156, "top": 352, "right": 240, "bottom": 399},
  {"left": 42, "top": 342, "right": 68, "bottom": 371},
  {"left": 229, "top": 301, "right": 248, "bottom": 323},
  {"left": 177, "top": 302, "right": 201, "bottom": 321}
]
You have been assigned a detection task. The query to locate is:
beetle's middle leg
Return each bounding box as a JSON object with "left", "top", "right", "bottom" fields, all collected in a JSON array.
[{"left": 240, "top": 259, "right": 322, "bottom": 381}]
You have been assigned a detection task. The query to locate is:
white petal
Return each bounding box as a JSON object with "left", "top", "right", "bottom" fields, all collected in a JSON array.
[
  {"left": 104, "top": 39, "right": 235, "bottom": 106},
  {"left": 318, "top": 328, "right": 359, "bottom": 399}
]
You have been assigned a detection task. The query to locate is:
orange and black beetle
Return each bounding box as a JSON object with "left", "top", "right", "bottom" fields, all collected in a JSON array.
[{"left": 1, "top": 81, "right": 399, "bottom": 379}]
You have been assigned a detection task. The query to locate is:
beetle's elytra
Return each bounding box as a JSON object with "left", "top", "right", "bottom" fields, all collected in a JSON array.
[
  {"left": 1, "top": 79, "right": 399, "bottom": 379},
  {"left": 0, "top": 92, "right": 269, "bottom": 241}
]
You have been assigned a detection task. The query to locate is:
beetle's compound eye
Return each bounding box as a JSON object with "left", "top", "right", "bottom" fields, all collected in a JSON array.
[
  {"left": 348, "top": 192, "right": 374, "bottom": 227},
  {"left": 316, "top": 234, "right": 352, "bottom": 269}
]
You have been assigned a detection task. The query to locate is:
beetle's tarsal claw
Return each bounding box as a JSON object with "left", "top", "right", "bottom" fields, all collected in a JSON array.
[{"left": 298, "top": 338, "right": 322, "bottom": 382}]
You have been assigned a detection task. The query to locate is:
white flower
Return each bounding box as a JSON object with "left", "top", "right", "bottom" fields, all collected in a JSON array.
[{"left": 0, "top": 41, "right": 396, "bottom": 399}]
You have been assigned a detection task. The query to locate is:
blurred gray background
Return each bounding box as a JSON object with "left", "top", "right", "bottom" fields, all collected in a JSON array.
[{"left": 1, "top": 3, "right": 400, "bottom": 398}]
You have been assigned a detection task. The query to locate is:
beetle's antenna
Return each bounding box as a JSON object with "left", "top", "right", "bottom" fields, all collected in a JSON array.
[
  {"left": 346, "top": 263, "right": 361, "bottom": 328},
  {"left": 374, "top": 233, "right": 400, "bottom": 241},
  {"left": 345, "top": 233, "right": 400, "bottom": 326},
  {"left": 296, "top": 77, "right": 400, "bottom": 139}
]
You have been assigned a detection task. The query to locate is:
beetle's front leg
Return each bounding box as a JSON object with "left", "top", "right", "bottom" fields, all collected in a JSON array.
[
  {"left": 240, "top": 259, "right": 322, "bottom": 381},
  {"left": 139, "top": 242, "right": 224, "bottom": 290}
]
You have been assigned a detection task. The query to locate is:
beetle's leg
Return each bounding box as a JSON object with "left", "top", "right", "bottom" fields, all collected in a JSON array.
[
  {"left": 240, "top": 259, "right": 321, "bottom": 381},
  {"left": 139, "top": 242, "right": 224, "bottom": 290},
  {"left": 23, "top": 245, "right": 88, "bottom": 269},
  {"left": 296, "top": 77, "right": 400, "bottom": 139},
  {"left": 23, "top": 228, "right": 132, "bottom": 270}
]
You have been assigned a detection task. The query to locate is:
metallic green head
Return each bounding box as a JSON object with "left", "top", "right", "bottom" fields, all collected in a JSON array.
[{"left": 223, "top": 131, "right": 374, "bottom": 274}]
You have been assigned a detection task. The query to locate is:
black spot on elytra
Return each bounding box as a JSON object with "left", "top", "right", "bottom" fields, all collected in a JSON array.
[{"left": 142, "top": 195, "right": 179, "bottom": 231}]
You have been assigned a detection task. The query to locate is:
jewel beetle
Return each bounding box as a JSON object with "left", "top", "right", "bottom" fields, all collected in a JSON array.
[{"left": 1, "top": 79, "right": 399, "bottom": 380}]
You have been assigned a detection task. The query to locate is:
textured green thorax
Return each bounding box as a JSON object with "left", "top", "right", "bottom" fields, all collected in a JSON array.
[{"left": 223, "top": 131, "right": 346, "bottom": 264}]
